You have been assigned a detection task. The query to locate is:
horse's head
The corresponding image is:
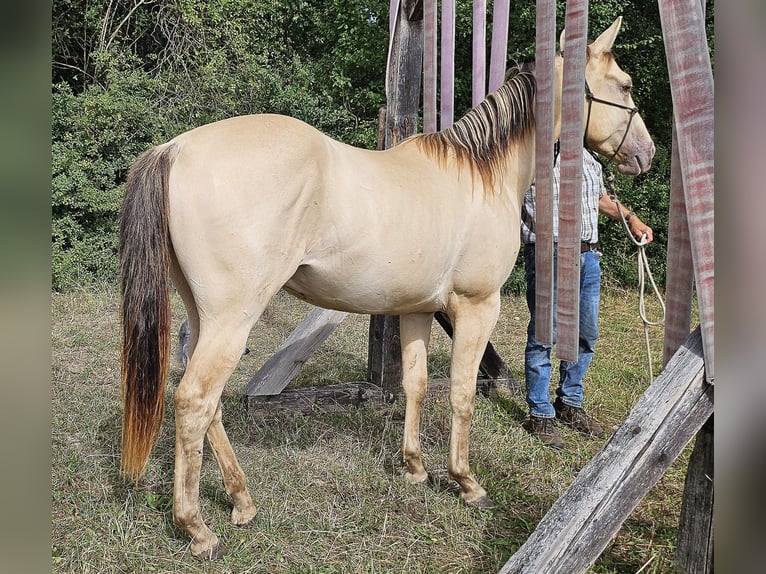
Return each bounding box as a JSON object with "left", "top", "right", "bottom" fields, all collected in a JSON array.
[{"left": 559, "top": 17, "right": 656, "bottom": 175}]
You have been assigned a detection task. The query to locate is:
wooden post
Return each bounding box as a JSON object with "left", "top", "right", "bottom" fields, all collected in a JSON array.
[
  {"left": 383, "top": 0, "right": 423, "bottom": 145},
  {"left": 369, "top": 0, "right": 424, "bottom": 399},
  {"left": 674, "top": 415, "right": 714, "bottom": 574}
]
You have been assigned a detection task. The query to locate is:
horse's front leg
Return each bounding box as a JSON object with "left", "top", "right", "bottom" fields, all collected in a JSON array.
[
  {"left": 399, "top": 313, "right": 434, "bottom": 485},
  {"left": 446, "top": 294, "right": 500, "bottom": 509}
]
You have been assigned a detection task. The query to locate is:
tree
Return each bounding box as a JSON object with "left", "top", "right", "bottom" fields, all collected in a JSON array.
[{"left": 51, "top": 0, "right": 711, "bottom": 290}]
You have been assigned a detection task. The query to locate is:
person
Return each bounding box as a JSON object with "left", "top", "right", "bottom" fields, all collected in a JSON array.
[{"left": 520, "top": 148, "right": 653, "bottom": 449}]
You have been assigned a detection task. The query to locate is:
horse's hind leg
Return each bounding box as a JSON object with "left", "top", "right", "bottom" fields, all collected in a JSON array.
[
  {"left": 172, "top": 321, "right": 254, "bottom": 560},
  {"left": 400, "top": 313, "right": 433, "bottom": 485},
  {"left": 171, "top": 259, "right": 254, "bottom": 526},
  {"left": 446, "top": 293, "right": 500, "bottom": 509},
  {"left": 206, "top": 400, "right": 257, "bottom": 525}
]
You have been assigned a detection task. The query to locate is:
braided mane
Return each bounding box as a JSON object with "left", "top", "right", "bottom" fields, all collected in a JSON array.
[{"left": 413, "top": 66, "right": 536, "bottom": 193}]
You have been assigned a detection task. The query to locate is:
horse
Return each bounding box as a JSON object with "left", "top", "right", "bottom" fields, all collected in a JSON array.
[{"left": 119, "top": 17, "right": 654, "bottom": 559}]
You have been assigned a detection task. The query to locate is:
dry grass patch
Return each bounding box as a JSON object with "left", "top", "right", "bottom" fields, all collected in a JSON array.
[{"left": 52, "top": 285, "right": 689, "bottom": 573}]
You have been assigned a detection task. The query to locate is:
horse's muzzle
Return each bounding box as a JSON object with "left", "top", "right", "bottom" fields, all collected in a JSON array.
[{"left": 617, "top": 142, "right": 655, "bottom": 175}]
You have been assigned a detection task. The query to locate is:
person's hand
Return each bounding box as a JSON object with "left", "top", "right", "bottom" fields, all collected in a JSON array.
[{"left": 629, "top": 216, "right": 653, "bottom": 244}]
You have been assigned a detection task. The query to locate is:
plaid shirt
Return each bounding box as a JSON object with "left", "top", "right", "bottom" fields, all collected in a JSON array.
[{"left": 520, "top": 149, "right": 606, "bottom": 244}]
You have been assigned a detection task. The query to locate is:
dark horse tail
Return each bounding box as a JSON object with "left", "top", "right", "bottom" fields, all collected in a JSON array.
[{"left": 119, "top": 143, "right": 179, "bottom": 482}]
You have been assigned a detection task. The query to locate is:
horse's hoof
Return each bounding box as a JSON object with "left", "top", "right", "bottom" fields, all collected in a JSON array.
[
  {"left": 232, "top": 505, "right": 257, "bottom": 525},
  {"left": 465, "top": 494, "right": 495, "bottom": 510},
  {"left": 192, "top": 541, "right": 227, "bottom": 561},
  {"left": 404, "top": 471, "right": 429, "bottom": 485}
]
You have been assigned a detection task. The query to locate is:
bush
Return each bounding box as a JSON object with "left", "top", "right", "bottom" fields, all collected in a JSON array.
[{"left": 51, "top": 55, "right": 174, "bottom": 290}]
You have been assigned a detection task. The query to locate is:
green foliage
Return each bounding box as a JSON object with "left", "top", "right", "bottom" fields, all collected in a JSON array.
[
  {"left": 599, "top": 145, "right": 672, "bottom": 288},
  {"left": 51, "top": 56, "right": 171, "bottom": 290},
  {"left": 51, "top": 0, "right": 710, "bottom": 291},
  {"left": 51, "top": 0, "right": 389, "bottom": 290}
]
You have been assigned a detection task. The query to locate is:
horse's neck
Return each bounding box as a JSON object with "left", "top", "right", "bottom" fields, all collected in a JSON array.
[{"left": 498, "top": 140, "right": 536, "bottom": 207}]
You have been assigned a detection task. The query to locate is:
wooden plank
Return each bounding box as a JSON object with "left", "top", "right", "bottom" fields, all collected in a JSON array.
[
  {"left": 422, "top": 0, "right": 437, "bottom": 133},
  {"left": 499, "top": 327, "right": 713, "bottom": 573},
  {"left": 245, "top": 378, "right": 498, "bottom": 416},
  {"left": 532, "top": 0, "right": 557, "bottom": 345},
  {"left": 439, "top": 0, "right": 455, "bottom": 127},
  {"left": 674, "top": 415, "right": 714, "bottom": 574},
  {"left": 554, "top": 0, "right": 588, "bottom": 363},
  {"left": 488, "top": 0, "right": 510, "bottom": 93},
  {"left": 471, "top": 0, "right": 486, "bottom": 106},
  {"left": 662, "top": 122, "right": 694, "bottom": 365},
  {"left": 658, "top": 0, "right": 715, "bottom": 382},
  {"left": 246, "top": 382, "right": 383, "bottom": 415},
  {"left": 244, "top": 308, "right": 348, "bottom": 396}
]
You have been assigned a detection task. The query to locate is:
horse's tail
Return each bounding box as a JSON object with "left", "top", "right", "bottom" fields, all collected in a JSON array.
[{"left": 118, "top": 142, "right": 179, "bottom": 482}]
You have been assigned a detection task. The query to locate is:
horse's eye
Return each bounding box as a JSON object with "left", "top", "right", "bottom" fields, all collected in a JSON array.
[{"left": 622, "top": 84, "right": 632, "bottom": 94}]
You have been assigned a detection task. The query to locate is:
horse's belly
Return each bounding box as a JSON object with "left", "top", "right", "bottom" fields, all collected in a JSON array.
[{"left": 283, "top": 264, "right": 447, "bottom": 315}]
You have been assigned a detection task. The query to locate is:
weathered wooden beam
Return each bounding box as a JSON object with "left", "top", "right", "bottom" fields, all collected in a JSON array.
[
  {"left": 384, "top": 0, "right": 423, "bottom": 147},
  {"left": 554, "top": 0, "right": 588, "bottom": 362},
  {"left": 498, "top": 327, "right": 713, "bottom": 574},
  {"left": 488, "top": 0, "right": 510, "bottom": 93},
  {"left": 674, "top": 415, "right": 714, "bottom": 574},
  {"left": 531, "top": 0, "right": 557, "bottom": 345},
  {"left": 407, "top": 0, "right": 423, "bottom": 21},
  {"left": 245, "top": 308, "right": 348, "bottom": 396},
  {"left": 439, "top": 0, "right": 455, "bottom": 127},
  {"left": 244, "top": 378, "right": 498, "bottom": 416},
  {"left": 658, "top": 0, "right": 715, "bottom": 382},
  {"left": 246, "top": 382, "right": 382, "bottom": 415}
]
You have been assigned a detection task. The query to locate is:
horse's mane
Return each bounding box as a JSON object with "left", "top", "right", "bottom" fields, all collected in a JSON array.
[{"left": 413, "top": 66, "right": 536, "bottom": 193}]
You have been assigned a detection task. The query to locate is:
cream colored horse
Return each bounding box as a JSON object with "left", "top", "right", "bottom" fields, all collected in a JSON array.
[{"left": 119, "top": 18, "right": 654, "bottom": 559}]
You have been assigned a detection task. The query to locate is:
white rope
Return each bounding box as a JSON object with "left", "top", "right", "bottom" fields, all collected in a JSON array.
[{"left": 613, "top": 195, "right": 666, "bottom": 382}]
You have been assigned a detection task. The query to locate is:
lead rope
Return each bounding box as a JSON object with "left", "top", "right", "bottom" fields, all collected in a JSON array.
[{"left": 598, "top": 157, "right": 666, "bottom": 382}]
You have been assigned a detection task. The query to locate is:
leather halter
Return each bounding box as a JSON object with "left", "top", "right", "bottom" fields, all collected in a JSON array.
[{"left": 583, "top": 79, "right": 639, "bottom": 165}]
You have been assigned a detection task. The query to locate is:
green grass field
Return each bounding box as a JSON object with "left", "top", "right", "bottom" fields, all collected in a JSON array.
[{"left": 52, "top": 285, "right": 688, "bottom": 573}]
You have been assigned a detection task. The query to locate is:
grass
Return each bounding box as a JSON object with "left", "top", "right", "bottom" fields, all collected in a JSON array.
[{"left": 52, "top": 284, "right": 689, "bottom": 573}]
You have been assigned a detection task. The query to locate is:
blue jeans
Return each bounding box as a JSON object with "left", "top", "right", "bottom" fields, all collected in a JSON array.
[{"left": 523, "top": 244, "right": 601, "bottom": 418}]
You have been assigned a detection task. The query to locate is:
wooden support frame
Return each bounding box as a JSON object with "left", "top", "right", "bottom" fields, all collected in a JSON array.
[{"left": 499, "top": 327, "right": 713, "bottom": 573}]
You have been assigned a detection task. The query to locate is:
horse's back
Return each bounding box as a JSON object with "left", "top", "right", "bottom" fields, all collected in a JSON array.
[{"left": 171, "top": 114, "right": 329, "bottom": 173}]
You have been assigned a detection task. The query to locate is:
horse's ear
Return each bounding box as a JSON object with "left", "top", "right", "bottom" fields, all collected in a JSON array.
[
  {"left": 559, "top": 28, "right": 566, "bottom": 54},
  {"left": 590, "top": 16, "right": 622, "bottom": 57}
]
